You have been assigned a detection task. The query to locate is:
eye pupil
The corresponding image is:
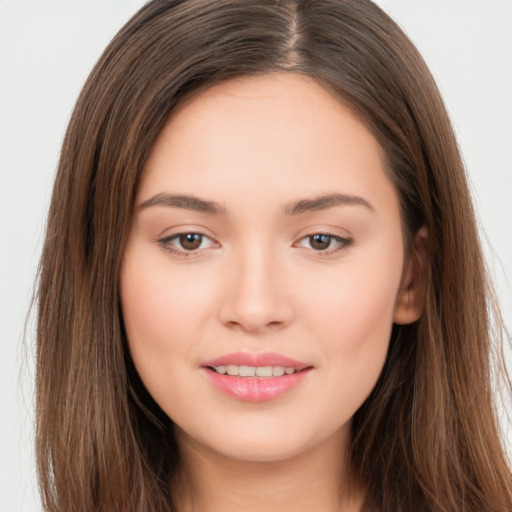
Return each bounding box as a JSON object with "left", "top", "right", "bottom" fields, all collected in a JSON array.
[
  {"left": 179, "top": 233, "right": 202, "bottom": 250},
  {"left": 310, "top": 234, "right": 331, "bottom": 250}
]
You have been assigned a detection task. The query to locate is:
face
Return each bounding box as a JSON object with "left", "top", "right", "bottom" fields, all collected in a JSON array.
[{"left": 120, "top": 73, "right": 420, "bottom": 463}]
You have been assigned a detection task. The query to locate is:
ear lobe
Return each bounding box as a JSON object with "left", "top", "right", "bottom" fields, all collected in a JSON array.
[{"left": 393, "top": 226, "right": 428, "bottom": 325}]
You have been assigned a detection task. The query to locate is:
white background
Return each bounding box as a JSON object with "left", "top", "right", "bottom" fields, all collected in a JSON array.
[{"left": 1, "top": 1, "right": 511, "bottom": 510}]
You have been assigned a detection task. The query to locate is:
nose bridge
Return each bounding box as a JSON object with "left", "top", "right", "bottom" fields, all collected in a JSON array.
[{"left": 219, "top": 239, "right": 292, "bottom": 332}]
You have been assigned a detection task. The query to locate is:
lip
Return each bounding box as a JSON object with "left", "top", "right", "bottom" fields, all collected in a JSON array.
[
  {"left": 201, "top": 352, "right": 313, "bottom": 402},
  {"left": 202, "top": 352, "right": 310, "bottom": 370}
]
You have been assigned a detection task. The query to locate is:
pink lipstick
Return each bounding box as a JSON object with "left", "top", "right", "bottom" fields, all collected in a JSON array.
[{"left": 201, "top": 352, "right": 312, "bottom": 402}]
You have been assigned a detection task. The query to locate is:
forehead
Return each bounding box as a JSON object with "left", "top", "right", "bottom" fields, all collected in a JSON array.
[{"left": 138, "top": 72, "right": 396, "bottom": 219}]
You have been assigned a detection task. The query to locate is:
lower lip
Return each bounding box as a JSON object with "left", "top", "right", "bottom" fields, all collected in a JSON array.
[{"left": 202, "top": 368, "right": 311, "bottom": 402}]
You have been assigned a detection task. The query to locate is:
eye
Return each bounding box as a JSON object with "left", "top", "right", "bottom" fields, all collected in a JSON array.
[
  {"left": 158, "top": 232, "right": 219, "bottom": 255},
  {"left": 295, "top": 233, "right": 352, "bottom": 254}
]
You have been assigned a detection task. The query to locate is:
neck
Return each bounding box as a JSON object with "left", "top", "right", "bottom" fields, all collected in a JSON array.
[{"left": 172, "top": 428, "right": 363, "bottom": 512}]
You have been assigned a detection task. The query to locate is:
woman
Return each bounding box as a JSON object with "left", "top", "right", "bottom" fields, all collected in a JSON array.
[{"left": 35, "top": 1, "right": 512, "bottom": 511}]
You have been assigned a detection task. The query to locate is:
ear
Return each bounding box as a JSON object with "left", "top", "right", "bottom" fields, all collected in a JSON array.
[{"left": 393, "top": 226, "right": 428, "bottom": 325}]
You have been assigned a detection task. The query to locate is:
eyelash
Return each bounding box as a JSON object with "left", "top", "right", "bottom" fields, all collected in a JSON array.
[
  {"left": 157, "top": 231, "right": 218, "bottom": 257},
  {"left": 157, "top": 232, "right": 353, "bottom": 257},
  {"left": 294, "top": 233, "right": 353, "bottom": 255}
]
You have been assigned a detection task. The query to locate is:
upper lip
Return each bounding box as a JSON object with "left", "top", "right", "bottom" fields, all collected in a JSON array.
[{"left": 202, "top": 352, "right": 311, "bottom": 371}]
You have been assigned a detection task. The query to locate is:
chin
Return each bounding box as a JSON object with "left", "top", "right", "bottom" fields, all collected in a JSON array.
[
  {"left": 209, "top": 437, "right": 310, "bottom": 463},
  {"left": 175, "top": 414, "right": 349, "bottom": 465}
]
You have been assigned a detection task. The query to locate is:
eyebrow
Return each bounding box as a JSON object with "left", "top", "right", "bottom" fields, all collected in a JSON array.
[
  {"left": 284, "top": 193, "right": 374, "bottom": 215},
  {"left": 139, "top": 193, "right": 226, "bottom": 215},
  {"left": 138, "top": 192, "right": 373, "bottom": 215}
]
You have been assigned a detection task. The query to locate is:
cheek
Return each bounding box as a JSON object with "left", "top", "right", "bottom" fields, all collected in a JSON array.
[
  {"left": 299, "top": 249, "right": 403, "bottom": 408},
  {"left": 119, "top": 246, "right": 219, "bottom": 394},
  {"left": 324, "top": 271, "right": 397, "bottom": 347},
  {"left": 304, "top": 255, "right": 400, "bottom": 338}
]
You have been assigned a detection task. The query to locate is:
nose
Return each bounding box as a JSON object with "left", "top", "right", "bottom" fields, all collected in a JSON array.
[{"left": 217, "top": 246, "right": 294, "bottom": 333}]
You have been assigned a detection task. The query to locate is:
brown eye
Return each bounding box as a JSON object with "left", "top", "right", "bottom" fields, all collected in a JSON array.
[
  {"left": 294, "top": 232, "right": 353, "bottom": 254},
  {"left": 179, "top": 233, "right": 203, "bottom": 250},
  {"left": 158, "top": 231, "right": 218, "bottom": 255},
  {"left": 309, "top": 234, "right": 332, "bottom": 250}
]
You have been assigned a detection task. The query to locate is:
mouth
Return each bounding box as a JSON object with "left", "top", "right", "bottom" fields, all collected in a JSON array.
[
  {"left": 208, "top": 365, "right": 301, "bottom": 377},
  {"left": 201, "top": 353, "right": 313, "bottom": 402}
]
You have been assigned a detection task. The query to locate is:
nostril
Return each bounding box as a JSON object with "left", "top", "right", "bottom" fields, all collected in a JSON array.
[
  {"left": 224, "top": 318, "right": 285, "bottom": 332},
  {"left": 217, "top": 264, "right": 294, "bottom": 331}
]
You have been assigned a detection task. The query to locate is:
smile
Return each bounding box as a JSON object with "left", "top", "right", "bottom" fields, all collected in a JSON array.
[
  {"left": 201, "top": 352, "right": 312, "bottom": 402},
  {"left": 211, "top": 365, "right": 297, "bottom": 377}
]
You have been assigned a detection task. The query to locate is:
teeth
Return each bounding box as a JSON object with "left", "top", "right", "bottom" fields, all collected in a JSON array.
[
  {"left": 256, "top": 366, "right": 273, "bottom": 377},
  {"left": 213, "top": 365, "right": 296, "bottom": 377},
  {"left": 226, "top": 365, "right": 238, "bottom": 376},
  {"left": 239, "top": 365, "right": 256, "bottom": 377},
  {"left": 273, "top": 366, "right": 285, "bottom": 376}
]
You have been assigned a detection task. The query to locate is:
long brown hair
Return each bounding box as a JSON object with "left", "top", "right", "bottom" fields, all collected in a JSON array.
[{"left": 36, "top": 1, "right": 511, "bottom": 511}]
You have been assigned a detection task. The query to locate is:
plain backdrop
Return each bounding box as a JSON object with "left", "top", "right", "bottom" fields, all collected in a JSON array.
[{"left": 1, "top": 1, "right": 511, "bottom": 510}]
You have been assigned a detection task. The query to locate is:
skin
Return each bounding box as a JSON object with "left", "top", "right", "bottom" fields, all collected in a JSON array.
[{"left": 120, "top": 73, "right": 424, "bottom": 512}]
